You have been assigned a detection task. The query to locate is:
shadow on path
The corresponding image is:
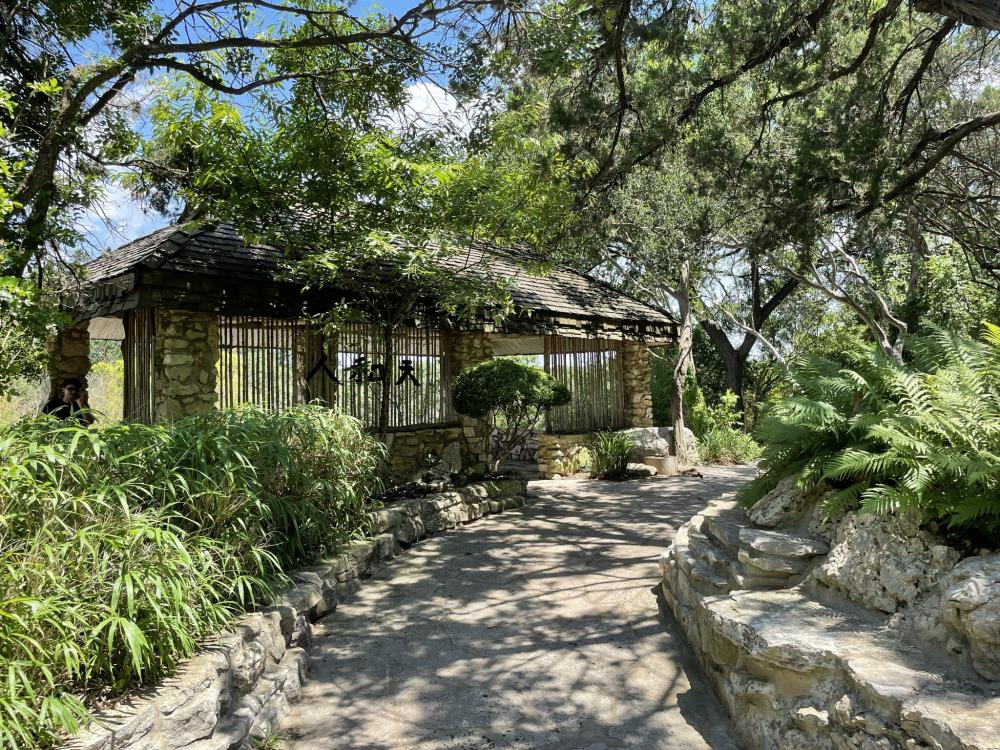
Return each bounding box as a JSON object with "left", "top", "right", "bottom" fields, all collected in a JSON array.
[{"left": 279, "top": 466, "right": 754, "bottom": 749}]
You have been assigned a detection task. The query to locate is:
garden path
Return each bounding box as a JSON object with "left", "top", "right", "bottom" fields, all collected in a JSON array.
[{"left": 278, "top": 466, "right": 755, "bottom": 749}]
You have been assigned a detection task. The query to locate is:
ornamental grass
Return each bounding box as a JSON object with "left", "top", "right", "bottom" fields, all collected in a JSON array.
[{"left": 0, "top": 405, "right": 383, "bottom": 748}]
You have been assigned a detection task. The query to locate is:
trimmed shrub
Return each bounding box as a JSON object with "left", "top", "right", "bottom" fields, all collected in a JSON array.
[
  {"left": 590, "top": 431, "right": 635, "bottom": 480},
  {"left": 742, "top": 327, "right": 1000, "bottom": 538},
  {"left": 0, "top": 405, "right": 383, "bottom": 748},
  {"left": 452, "top": 358, "right": 570, "bottom": 472}
]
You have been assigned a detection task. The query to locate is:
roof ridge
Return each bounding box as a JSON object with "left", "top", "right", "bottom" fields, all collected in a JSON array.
[{"left": 142, "top": 223, "right": 204, "bottom": 270}]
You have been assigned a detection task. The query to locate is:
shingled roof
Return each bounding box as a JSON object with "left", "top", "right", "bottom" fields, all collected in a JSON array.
[
  {"left": 82, "top": 221, "right": 676, "bottom": 340},
  {"left": 85, "top": 222, "right": 282, "bottom": 283}
]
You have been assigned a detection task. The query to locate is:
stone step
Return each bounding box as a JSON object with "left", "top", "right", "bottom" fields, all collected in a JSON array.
[
  {"left": 738, "top": 526, "right": 829, "bottom": 558},
  {"left": 669, "top": 581, "right": 1000, "bottom": 750}
]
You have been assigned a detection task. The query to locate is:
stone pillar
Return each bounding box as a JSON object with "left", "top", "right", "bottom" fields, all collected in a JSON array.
[
  {"left": 444, "top": 331, "right": 494, "bottom": 474},
  {"left": 622, "top": 341, "right": 654, "bottom": 428},
  {"left": 153, "top": 310, "right": 220, "bottom": 421},
  {"left": 46, "top": 321, "right": 91, "bottom": 400}
]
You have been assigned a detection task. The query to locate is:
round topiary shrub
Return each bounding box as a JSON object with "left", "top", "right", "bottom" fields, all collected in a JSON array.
[{"left": 452, "top": 358, "right": 571, "bottom": 472}]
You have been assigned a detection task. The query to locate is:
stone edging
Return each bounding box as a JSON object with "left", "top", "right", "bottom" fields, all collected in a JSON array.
[
  {"left": 660, "top": 495, "right": 1000, "bottom": 750},
  {"left": 67, "top": 477, "right": 529, "bottom": 750}
]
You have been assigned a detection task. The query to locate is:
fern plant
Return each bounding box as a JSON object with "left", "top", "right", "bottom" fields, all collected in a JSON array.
[{"left": 742, "top": 326, "right": 1000, "bottom": 537}]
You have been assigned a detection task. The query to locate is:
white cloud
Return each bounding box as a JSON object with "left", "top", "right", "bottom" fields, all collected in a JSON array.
[
  {"left": 78, "top": 183, "right": 170, "bottom": 258},
  {"left": 389, "top": 80, "right": 475, "bottom": 138}
]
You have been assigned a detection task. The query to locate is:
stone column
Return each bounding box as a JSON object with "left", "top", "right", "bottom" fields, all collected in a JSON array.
[
  {"left": 46, "top": 321, "right": 91, "bottom": 400},
  {"left": 622, "top": 341, "right": 654, "bottom": 428},
  {"left": 444, "top": 331, "right": 494, "bottom": 474},
  {"left": 153, "top": 310, "right": 220, "bottom": 421}
]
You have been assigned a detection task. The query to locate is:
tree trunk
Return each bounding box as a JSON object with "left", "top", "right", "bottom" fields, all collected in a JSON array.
[
  {"left": 698, "top": 263, "right": 797, "bottom": 426},
  {"left": 902, "top": 212, "right": 931, "bottom": 336},
  {"left": 700, "top": 319, "right": 750, "bottom": 416},
  {"left": 671, "top": 261, "right": 695, "bottom": 464}
]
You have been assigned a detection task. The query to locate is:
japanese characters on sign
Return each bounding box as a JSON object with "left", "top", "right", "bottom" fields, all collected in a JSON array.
[{"left": 306, "top": 355, "right": 421, "bottom": 386}]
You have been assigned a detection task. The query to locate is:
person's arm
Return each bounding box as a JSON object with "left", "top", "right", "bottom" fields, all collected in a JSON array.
[{"left": 74, "top": 399, "right": 96, "bottom": 425}]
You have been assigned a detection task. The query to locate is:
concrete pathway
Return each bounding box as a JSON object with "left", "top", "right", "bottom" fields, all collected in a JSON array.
[{"left": 279, "top": 466, "right": 755, "bottom": 750}]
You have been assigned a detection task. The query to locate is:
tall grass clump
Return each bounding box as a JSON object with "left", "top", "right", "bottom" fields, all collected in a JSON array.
[
  {"left": 0, "top": 405, "right": 383, "bottom": 748},
  {"left": 590, "top": 431, "right": 635, "bottom": 479},
  {"left": 697, "top": 391, "right": 761, "bottom": 465},
  {"left": 742, "top": 326, "right": 1000, "bottom": 539}
]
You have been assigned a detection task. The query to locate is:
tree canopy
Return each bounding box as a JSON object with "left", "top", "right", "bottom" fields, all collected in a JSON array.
[{"left": 5, "top": 0, "right": 1000, "bottom": 415}]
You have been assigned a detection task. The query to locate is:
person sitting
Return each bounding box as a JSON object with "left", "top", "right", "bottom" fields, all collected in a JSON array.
[{"left": 42, "top": 378, "right": 96, "bottom": 425}]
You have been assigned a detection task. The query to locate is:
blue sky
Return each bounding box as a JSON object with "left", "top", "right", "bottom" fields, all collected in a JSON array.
[{"left": 81, "top": 0, "right": 464, "bottom": 257}]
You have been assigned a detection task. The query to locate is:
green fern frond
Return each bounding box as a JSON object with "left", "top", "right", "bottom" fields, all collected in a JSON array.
[{"left": 752, "top": 328, "right": 1000, "bottom": 538}]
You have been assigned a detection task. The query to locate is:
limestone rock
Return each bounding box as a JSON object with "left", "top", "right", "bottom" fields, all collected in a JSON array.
[
  {"left": 66, "top": 702, "right": 158, "bottom": 750},
  {"left": 794, "top": 706, "right": 830, "bottom": 731},
  {"left": 627, "top": 461, "right": 657, "bottom": 477},
  {"left": 620, "top": 426, "right": 698, "bottom": 462},
  {"left": 230, "top": 636, "right": 267, "bottom": 694},
  {"left": 733, "top": 569, "right": 797, "bottom": 591},
  {"left": 940, "top": 554, "right": 1000, "bottom": 680},
  {"left": 814, "top": 512, "right": 960, "bottom": 614},
  {"left": 153, "top": 652, "right": 229, "bottom": 747},
  {"left": 900, "top": 686, "right": 1000, "bottom": 750},
  {"left": 704, "top": 515, "right": 744, "bottom": 552},
  {"left": 738, "top": 547, "right": 807, "bottom": 575},
  {"left": 739, "top": 527, "right": 829, "bottom": 558},
  {"left": 661, "top": 488, "right": 997, "bottom": 750},
  {"left": 748, "top": 476, "right": 830, "bottom": 529}
]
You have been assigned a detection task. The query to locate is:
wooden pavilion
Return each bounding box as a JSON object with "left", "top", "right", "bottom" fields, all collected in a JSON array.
[{"left": 57, "top": 221, "right": 677, "bottom": 478}]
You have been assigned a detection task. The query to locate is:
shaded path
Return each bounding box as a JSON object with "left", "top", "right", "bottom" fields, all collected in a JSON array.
[{"left": 279, "top": 466, "right": 754, "bottom": 749}]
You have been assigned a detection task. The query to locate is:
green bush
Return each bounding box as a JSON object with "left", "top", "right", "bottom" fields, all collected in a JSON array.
[
  {"left": 742, "top": 327, "right": 1000, "bottom": 537},
  {"left": 0, "top": 405, "right": 383, "bottom": 748},
  {"left": 683, "top": 371, "right": 710, "bottom": 438},
  {"left": 698, "top": 391, "right": 761, "bottom": 464},
  {"left": 452, "top": 358, "right": 570, "bottom": 472},
  {"left": 590, "top": 431, "right": 635, "bottom": 479}
]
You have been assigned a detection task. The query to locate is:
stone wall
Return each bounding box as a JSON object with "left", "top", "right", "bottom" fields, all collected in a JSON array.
[
  {"left": 621, "top": 342, "right": 653, "bottom": 428},
  {"left": 492, "top": 428, "right": 539, "bottom": 462},
  {"left": 154, "top": 310, "right": 220, "bottom": 421},
  {"left": 536, "top": 433, "right": 592, "bottom": 479},
  {"left": 47, "top": 322, "right": 91, "bottom": 400},
  {"left": 660, "top": 481, "right": 1000, "bottom": 750},
  {"left": 443, "top": 331, "right": 494, "bottom": 472},
  {"left": 383, "top": 425, "right": 465, "bottom": 482},
  {"left": 66, "top": 478, "right": 529, "bottom": 750}
]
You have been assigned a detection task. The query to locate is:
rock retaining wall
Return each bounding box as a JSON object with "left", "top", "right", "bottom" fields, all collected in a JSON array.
[
  {"left": 383, "top": 424, "right": 465, "bottom": 482},
  {"left": 66, "top": 478, "right": 529, "bottom": 750},
  {"left": 536, "top": 433, "right": 592, "bottom": 478},
  {"left": 660, "top": 483, "right": 1000, "bottom": 750}
]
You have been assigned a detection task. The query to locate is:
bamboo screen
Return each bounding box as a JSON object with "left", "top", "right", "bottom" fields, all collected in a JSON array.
[
  {"left": 544, "top": 335, "right": 625, "bottom": 433},
  {"left": 218, "top": 316, "right": 300, "bottom": 411},
  {"left": 304, "top": 323, "right": 453, "bottom": 430},
  {"left": 123, "top": 308, "right": 156, "bottom": 423},
  {"left": 217, "top": 318, "right": 452, "bottom": 429}
]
